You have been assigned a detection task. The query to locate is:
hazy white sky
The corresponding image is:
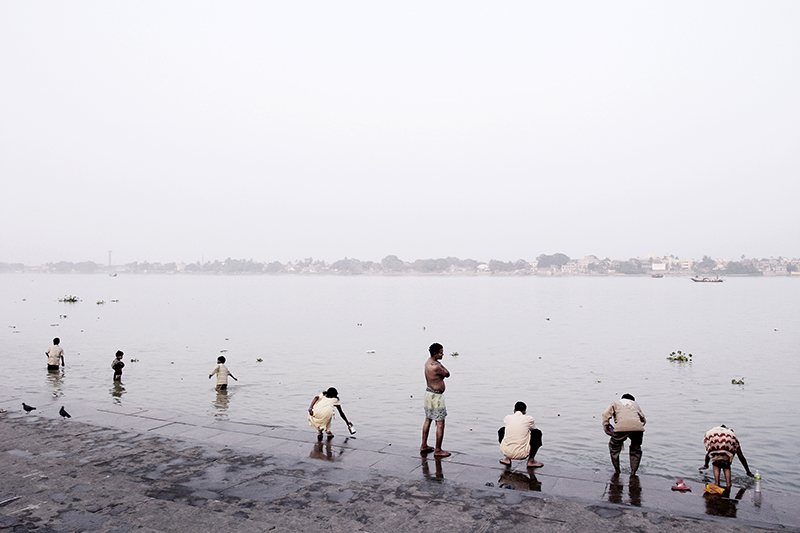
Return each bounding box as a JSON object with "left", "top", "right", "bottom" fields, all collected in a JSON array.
[{"left": 2, "top": 2, "right": 798, "bottom": 265}]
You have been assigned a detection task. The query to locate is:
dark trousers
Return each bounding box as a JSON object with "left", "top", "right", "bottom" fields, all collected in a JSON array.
[
  {"left": 498, "top": 427, "right": 543, "bottom": 459},
  {"left": 609, "top": 431, "right": 643, "bottom": 474}
]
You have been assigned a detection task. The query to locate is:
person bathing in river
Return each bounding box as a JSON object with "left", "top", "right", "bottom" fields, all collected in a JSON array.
[
  {"left": 112, "top": 350, "right": 125, "bottom": 381},
  {"left": 308, "top": 387, "right": 352, "bottom": 439},
  {"left": 700, "top": 425, "right": 754, "bottom": 488},
  {"left": 209, "top": 355, "right": 237, "bottom": 391},
  {"left": 602, "top": 393, "right": 646, "bottom": 474},
  {"left": 499, "top": 401, "right": 543, "bottom": 468},
  {"left": 421, "top": 342, "right": 451, "bottom": 457},
  {"left": 45, "top": 337, "right": 65, "bottom": 371}
]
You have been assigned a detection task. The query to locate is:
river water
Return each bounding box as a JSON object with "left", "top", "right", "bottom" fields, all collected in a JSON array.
[{"left": 2, "top": 274, "right": 798, "bottom": 494}]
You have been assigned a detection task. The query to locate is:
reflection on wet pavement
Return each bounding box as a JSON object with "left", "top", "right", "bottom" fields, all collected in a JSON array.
[
  {"left": 309, "top": 440, "right": 348, "bottom": 462},
  {"left": 421, "top": 457, "right": 444, "bottom": 481},
  {"left": 498, "top": 467, "right": 541, "bottom": 491},
  {"left": 704, "top": 486, "right": 746, "bottom": 518},
  {"left": 606, "top": 473, "right": 642, "bottom": 507}
]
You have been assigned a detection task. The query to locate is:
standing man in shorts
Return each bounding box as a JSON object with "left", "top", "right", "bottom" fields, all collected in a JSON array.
[{"left": 421, "top": 343, "right": 451, "bottom": 457}]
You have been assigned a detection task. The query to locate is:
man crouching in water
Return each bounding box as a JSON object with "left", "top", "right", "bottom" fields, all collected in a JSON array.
[{"left": 421, "top": 343, "right": 451, "bottom": 458}]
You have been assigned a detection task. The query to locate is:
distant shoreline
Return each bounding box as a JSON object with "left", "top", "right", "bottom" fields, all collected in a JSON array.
[
  {"left": 2, "top": 254, "right": 798, "bottom": 277},
  {"left": 1, "top": 270, "right": 797, "bottom": 278}
]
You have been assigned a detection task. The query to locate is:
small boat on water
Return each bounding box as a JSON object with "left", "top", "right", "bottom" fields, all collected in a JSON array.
[{"left": 691, "top": 276, "right": 724, "bottom": 283}]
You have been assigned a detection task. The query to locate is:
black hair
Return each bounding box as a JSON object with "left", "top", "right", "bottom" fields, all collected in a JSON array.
[
  {"left": 217, "top": 355, "right": 226, "bottom": 363},
  {"left": 53, "top": 338, "right": 60, "bottom": 345},
  {"left": 621, "top": 393, "right": 635, "bottom": 401},
  {"left": 324, "top": 387, "right": 339, "bottom": 398},
  {"left": 514, "top": 401, "right": 527, "bottom": 412},
  {"left": 429, "top": 343, "right": 443, "bottom": 356},
  {"left": 115, "top": 350, "right": 124, "bottom": 357}
]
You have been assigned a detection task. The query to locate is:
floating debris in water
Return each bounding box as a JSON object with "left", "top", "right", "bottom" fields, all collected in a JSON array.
[
  {"left": 731, "top": 377, "right": 745, "bottom": 385},
  {"left": 97, "top": 300, "right": 105, "bottom": 305},
  {"left": 667, "top": 351, "right": 692, "bottom": 362},
  {"left": 256, "top": 358, "right": 263, "bottom": 362},
  {"left": 450, "top": 352, "right": 459, "bottom": 357},
  {"left": 366, "top": 350, "right": 376, "bottom": 354},
  {"left": 59, "top": 295, "right": 80, "bottom": 303}
]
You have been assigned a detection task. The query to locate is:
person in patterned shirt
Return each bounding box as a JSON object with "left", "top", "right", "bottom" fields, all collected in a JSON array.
[{"left": 699, "top": 425, "right": 755, "bottom": 488}]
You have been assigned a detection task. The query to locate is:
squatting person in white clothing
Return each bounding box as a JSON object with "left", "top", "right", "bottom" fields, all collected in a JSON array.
[{"left": 499, "top": 401, "right": 543, "bottom": 468}]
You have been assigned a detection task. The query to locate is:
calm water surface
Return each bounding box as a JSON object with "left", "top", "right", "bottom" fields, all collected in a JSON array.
[{"left": 2, "top": 274, "right": 798, "bottom": 494}]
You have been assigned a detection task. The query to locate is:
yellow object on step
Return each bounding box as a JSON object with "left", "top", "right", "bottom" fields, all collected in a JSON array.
[{"left": 703, "top": 483, "right": 725, "bottom": 494}]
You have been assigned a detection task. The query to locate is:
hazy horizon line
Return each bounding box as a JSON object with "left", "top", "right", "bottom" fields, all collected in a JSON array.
[{"left": 3, "top": 252, "right": 799, "bottom": 268}]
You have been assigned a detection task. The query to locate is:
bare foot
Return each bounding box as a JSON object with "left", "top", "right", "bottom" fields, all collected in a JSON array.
[
  {"left": 420, "top": 446, "right": 434, "bottom": 454},
  {"left": 527, "top": 461, "right": 543, "bottom": 468},
  {"left": 433, "top": 450, "right": 451, "bottom": 458},
  {"left": 500, "top": 459, "right": 511, "bottom": 465}
]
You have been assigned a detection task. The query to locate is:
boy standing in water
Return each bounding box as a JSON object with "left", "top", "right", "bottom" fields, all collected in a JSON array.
[
  {"left": 112, "top": 350, "right": 125, "bottom": 381},
  {"left": 209, "top": 355, "right": 238, "bottom": 391},
  {"left": 45, "top": 337, "right": 65, "bottom": 370}
]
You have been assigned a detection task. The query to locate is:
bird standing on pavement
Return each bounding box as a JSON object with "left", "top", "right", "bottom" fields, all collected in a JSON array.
[
  {"left": 22, "top": 402, "right": 36, "bottom": 413},
  {"left": 59, "top": 406, "right": 71, "bottom": 419}
]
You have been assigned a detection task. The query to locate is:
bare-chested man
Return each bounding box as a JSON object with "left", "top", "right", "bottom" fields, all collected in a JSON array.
[{"left": 421, "top": 342, "right": 451, "bottom": 457}]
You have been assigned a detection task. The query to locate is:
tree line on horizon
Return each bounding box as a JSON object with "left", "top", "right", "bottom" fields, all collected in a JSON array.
[{"left": 1, "top": 253, "right": 796, "bottom": 275}]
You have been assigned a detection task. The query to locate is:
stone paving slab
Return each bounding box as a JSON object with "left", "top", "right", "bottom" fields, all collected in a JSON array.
[
  {"left": 0, "top": 404, "right": 797, "bottom": 533},
  {"left": 200, "top": 419, "right": 279, "bottom": 435}
]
